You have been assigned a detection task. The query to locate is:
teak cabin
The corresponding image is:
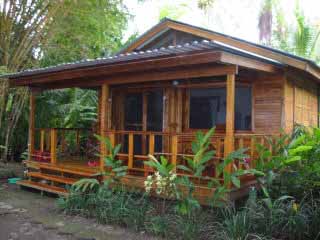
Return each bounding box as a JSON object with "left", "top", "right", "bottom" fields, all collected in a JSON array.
[{"left": 5, "top": 19, "right": 320, "bottom": 202}]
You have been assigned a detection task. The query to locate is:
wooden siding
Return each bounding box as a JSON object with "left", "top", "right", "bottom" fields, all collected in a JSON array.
[
  {"left": 288, "top": 72, "right": 318, "bottom": 127},
  {"left": 252, "top": 74, "right": 283, "bottom": 133}
]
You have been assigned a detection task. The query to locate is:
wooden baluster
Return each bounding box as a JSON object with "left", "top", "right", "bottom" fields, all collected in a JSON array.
[
  {"left": 109, "top": 132, "right": 115, "bottom": 148},
  {"left": 216, "top": 138, "right": 221, "bottom": 159},
  {"left": 145, "top": 134, "right": 155, "bottom": 176},
  {"left": 50, "top": 129, "right": 57, "bottom": 164},
  {"left": 40, "top": 130, "right": 45, "bottom": 152},
  {"left": 128, "top": 133, "right": 134, "bottom": 169},
  {"left": 250, "top": 137, "right": 255, "bottom": 168},
  {"left": 215, "top": 138, "right": 222, "bottom": 177},
  {"left": 171, "top": 135, "right": 178, "bottom": 171},
  {"left": 149, "top": 134, "right": 155, "bottom": 155}
]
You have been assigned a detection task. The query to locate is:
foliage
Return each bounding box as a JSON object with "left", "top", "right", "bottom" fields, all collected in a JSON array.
[
  {"left": 0, "top": 1, "right": 130, "bottom": 162},
  {"left": 71, "top": 178, "right": 100, "bottom": 194},
  {"left": 259, "top": 0, "right": 320, "bottom": 63},
  {"left": 40, "top": 0, "right": 130, "bottom": 67},
  {"left": 96, "top": 135, "right": 127, "bottom": 183},
  {"left": 158, "top": 3, "right": 188, "bottom": 21},
  {"left": 59, "top": 125, "right": 320, "bottom": 240}
]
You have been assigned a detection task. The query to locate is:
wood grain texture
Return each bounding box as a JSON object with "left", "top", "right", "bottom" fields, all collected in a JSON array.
[
  {"left": 100, "top": 84, "right": 109, "bottom": 170},
  {"left": 252, "top": 74, "right": 283, "bottom": 134},
  {"left": 224, "top": 74, "right": 235, "bottom": 177}
]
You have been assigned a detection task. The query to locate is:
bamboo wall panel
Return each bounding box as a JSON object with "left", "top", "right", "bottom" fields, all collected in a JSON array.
[
  {"left": 282, "top": 76, "right": 294, "bottom": 133},
  {"left": 253, "top": 75, "right": 283, "bottom": 133},
  {"left": 293, "top": 76, "right": 318, "bottom": 127}
]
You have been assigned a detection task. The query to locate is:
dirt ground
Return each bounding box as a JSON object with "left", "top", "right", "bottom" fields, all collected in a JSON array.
[{"left": 0, "top": 181, "right": 158, "bottom": 240}]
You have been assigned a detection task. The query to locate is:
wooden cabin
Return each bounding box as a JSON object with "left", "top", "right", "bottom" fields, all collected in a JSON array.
[{"left": 4, "top": 19, "right": 320, "bottom": 202}]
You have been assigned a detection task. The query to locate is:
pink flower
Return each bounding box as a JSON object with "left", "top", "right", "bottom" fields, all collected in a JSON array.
[{"left": 244, "top": 158, "right": 251, "bottom": 165}]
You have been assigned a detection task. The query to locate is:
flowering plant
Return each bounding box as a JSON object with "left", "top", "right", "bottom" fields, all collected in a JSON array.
[{"left": 144, "top": 155, "right": 178, "bottom": 198}]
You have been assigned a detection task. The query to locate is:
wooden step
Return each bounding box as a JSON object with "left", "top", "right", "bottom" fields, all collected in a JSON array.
[
  {"left": 38, "top": 163, "right": 100, "bottom": 177},
  {"left": 17, "top": 180, "right": 68, "bottom": 196},
  {"left": 28, "top": 172, "right": 77, "bottom": 185}
]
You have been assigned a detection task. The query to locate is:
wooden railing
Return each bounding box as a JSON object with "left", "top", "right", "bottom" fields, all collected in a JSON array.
[
  {"left": 31, "top": 128, "right": 95, "bottom": 164},
  {"left": 104, "top": 130, "right": 278, "bottom": 179},
  {"left": 30, "top": 128, "right": 278, "bottom": 182}
]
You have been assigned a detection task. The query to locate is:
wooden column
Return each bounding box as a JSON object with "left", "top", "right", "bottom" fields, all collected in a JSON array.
[
  {"left": 28, "top": 91, "right": 36, "bottom": 161},
  {"left": 50, "top": 129, "right": 57, "bottom": 164},
  {"left": 100, "top": 83, "right": 109, "bottom": 171},
  {"left": 40, "top": 130, "right": 45, "bottom": 152},
  {"left": 224, "top": 74, "right": 235, "bottom": 173}
]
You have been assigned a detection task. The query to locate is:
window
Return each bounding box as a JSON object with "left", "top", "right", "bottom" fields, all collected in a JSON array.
[
  {"left": 189, "top": 87, "right": 252, "bottom": 131},
  {"left": 235, "top": 87, "right": 252, "bottom": 130}
]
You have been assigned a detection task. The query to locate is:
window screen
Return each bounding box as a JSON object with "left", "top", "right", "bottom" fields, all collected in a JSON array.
[{"left": 189, "top": 87, "right": 251, "bottom": 130}]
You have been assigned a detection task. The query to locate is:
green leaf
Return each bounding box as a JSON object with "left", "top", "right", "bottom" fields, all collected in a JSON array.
[{"left": 231, "top": 176, "right": 241, "bottom": 188}]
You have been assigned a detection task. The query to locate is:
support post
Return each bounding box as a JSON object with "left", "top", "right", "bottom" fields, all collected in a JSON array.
[
  {"left": 224, "top": 74, "right": 235, "bottom": 176},
  {"left": 128, "top": 133, "right": 134, "bottom": 169},
  {"left": 40, "top": 130, "right": 45, "bottom": 152},
  {"left": 100, "top": 83, "right": 109, "bottom": 171},
  {"left": 28, "top": 90, "right": 36, "bottom": 161},
  {"left": 50, "top": 129, "right": 57, "bottom": 164}
]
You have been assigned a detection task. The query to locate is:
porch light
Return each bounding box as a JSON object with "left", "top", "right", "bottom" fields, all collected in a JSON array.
[{"left": 172, "top": 80, "right": 179, "bottom": 86}]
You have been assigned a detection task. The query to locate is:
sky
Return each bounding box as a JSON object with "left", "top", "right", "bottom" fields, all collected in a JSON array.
[{"left": 123, "top": 0, "right": 320, "bottom": 45}]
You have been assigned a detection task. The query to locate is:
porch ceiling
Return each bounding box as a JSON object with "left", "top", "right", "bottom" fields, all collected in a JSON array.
[{"left": 4, "top": 40, "right": 282, "bottom": 90}]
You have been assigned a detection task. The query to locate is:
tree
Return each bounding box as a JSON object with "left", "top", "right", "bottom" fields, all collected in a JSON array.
[
  {"left": 0, "top": 1, "right": 64, "bottom": 161},
  {"left": 258, "top": 0, "right": 320, "bottom": 63},
  {"left": 40, "top": 0, "right": 129, "bottom": 67},
  {"left": 0, "top": 0, "right": 130, "bottom": 162}
]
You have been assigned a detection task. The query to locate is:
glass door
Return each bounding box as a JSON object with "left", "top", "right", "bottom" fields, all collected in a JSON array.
[{"left": 123, "top": 90, "right": 163, "bottom": 155}]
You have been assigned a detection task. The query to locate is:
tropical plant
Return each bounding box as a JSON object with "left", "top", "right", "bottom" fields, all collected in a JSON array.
[
  {"left": 209, "top": 148, "right": 264, "bottom": 207},
  {"left": 258, "top": 0, "right": 320, "bottom": 63},
  {"left": 71, "top": 178, "right": 100, "bottom": 193},
  {"left": 96, "top": 134, "right": 127, "bottom": 184}
]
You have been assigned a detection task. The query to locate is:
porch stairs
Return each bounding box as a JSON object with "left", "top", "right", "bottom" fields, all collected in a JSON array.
[{"left": 17, "top": 161, "right": 102, "bottom": 196}]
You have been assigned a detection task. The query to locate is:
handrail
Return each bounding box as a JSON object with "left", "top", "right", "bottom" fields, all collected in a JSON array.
[
  {"left": 105, "top": 130, "right": 226, "bottom": 138},
  {"left": 35, "top": 127, "right": 91, "bottom": 131}
]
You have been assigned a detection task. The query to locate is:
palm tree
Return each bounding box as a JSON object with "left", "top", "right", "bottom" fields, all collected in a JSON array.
[{"left": 258, "top": 0, "right": 320, "bottom": 63}]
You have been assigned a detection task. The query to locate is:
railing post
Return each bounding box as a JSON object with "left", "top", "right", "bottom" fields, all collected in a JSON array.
[
  {"left": 224, "top": 74, "right": 235, "bottom": 186},
  {"left": 171, "top": 135, "right": 178, "bottom": 171},
  {"left": 40, "top": 130, "right": 45, "bottom": 152},
  {"left": 128, "top": 133, "right": 134, "bottom": 169},
  {"left": 50, "top": 129, "right": 57, "bottom": 164},
  {"left": 144, "top": 133, "right": 155, "bottom": 176},
  {"left": 109, "top": 132, "right": 115, "bottom": 148},
  {"left": 28, "top": 90, "right": 36, "bottom": 161},
  {"left": 149, "top": 134, "right": 155, "bottom": 155}
]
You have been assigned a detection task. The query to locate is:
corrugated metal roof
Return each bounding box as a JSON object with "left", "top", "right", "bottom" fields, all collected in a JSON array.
[{"left": 1, "top": 39, "right": 283, "bottom": 79}]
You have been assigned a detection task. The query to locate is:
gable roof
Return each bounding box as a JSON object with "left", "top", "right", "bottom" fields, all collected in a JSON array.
[
  {"left": 5, "top": 40, "right": 280, "bottom": 86},
  {"left": 121, "top": 18, "right": 320, "bottom": 79}
]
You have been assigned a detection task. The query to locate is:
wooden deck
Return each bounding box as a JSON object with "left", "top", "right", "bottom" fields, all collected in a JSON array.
[
  {"left": 19, "top": 156, "right": 258, "bottom": 204},
  {"left": 19, "top": 158, "right": 102, "bottom": 196}
]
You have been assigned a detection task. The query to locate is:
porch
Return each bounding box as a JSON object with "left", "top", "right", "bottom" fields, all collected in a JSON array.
[{"left": 21, "top": 125, "right": 276, "bottom": 201}]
